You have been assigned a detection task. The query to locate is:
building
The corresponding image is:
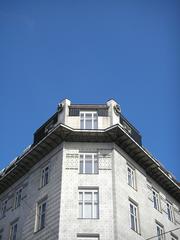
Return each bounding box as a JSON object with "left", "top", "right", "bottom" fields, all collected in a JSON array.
[{"left": 0, "top": 98, "right": 180, "bottom": 240}]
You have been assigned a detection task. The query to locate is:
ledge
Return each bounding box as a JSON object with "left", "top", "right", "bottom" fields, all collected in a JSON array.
[{"left": 0, "top": 123, "right": 179, "bottom": 202}]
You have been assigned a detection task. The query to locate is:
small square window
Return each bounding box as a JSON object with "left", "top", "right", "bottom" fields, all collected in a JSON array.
[
  {"left": 40, "top": 165, "right": 49, "bottom": 188},
  {"left": 79, "top": 153, "right": 98, "bottom": 174}
]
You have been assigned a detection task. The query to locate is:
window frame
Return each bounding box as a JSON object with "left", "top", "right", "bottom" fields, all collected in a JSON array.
[
  {"left": 35, "top": 198, "right": 47, "bottom": 232},
  {"left": 1, "top": 199, "right": 7, "bottom": 217},
  {"left": 152, "top": 189, "right": 160, "bottom": 211},
  {"left": 14, "top": 188, "right": 22, "bottom": 209},
  {"left": 156, "top": 222, "right": 165, "bottom": 240},
  {"left": 78, "top": 188, "right": 99, "bottom": 219},
  {"left": 80, "top": 112, "right": 98, "bottom": 130},
  {"left": 79, "top": 153, "right": 98, "bottom": 174},
  {"left": 167, "top": 201, "right": 174, "bottom": 222},
  {"left": 129, "top": 200, "right": 140, "bottom": 234},
  {"left": 9, "top": 221, "right": 18, "bottom": 240},
  {"left": 40, "top": 165, "right": 49, "bottom": 188},
  {"left": 127, "top": 165, "right": 136, "bottom": 190}
]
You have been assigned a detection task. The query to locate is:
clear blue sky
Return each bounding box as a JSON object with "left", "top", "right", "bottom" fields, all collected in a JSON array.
[{"left": 0, "top": 0, "right": 179, "bottom": 180}]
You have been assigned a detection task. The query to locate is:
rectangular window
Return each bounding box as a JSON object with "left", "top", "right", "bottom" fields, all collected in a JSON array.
[
  {"left": 14, "top": 188, "right": 22, "bottom": 208},
  {"left": 9, "top": 221, "right": 18, "bottom": 240},
  {"left": 79, "top": 189, "right": 99, "bottom": 219},
  {"left": 40, "top": 165, "right": 49, "bottom": 188},
  {"left": 129, "top": 200, "right": 139, "bottom": 233},
  {"left": 153, "top": 190, "right": 160, "bottom": 211},
  {"left": 80, "top": 112, "right": 98, "bottom": 129},
  {"left": 127, "top": 165, "right": 136, "bottom": 189},
  {"left": 167, "top": 202, "right": 173, "bottom": 222},
  {"left": 156, "top": 223, "right": 165, "bottom": 240},
  {"left": 36, "top": 200, "right": 47, "bottom": 231},
  {"left": 79, "top": 153, "right": 98, "bottom": 174},
  {"left": 1, "top": 199, "right": 7, "bottom": 217}
]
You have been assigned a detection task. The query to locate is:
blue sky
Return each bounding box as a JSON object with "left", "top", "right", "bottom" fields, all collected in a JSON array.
[{"left": 0, "top": 0, "right": 179, "bottom": 180}]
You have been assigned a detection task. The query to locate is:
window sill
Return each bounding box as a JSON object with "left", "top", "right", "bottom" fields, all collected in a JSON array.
[
  {"left": 79, "top": 173, "right": 99, "bottom": 175},
  {"left": 34, "top": 226, "right": 45, "bottom": 234},
  {"left": 131, "top": 228, "right": 141, "bottom": 235},
  {"left": 38, "top": 184, "right": 48, "bottom": 190},
  {"left": 78, "top": 218, "right": 99, "bottom": 220},
  {"left": 128, "top": 184, "right": 137, "bottom": 191}
]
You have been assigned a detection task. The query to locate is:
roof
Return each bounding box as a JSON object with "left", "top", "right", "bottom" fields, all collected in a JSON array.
[{"left": 0, "top": 123, "right": 180, "bottom": 202}]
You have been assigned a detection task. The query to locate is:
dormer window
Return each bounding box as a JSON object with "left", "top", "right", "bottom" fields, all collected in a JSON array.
[{"left": 80, "top": 112, "right": 98, "bottom": 129}]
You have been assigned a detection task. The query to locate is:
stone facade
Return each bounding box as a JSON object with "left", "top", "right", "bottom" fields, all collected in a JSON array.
[{"left": 0, "top": 99, "right": 179, "bottom": 240}]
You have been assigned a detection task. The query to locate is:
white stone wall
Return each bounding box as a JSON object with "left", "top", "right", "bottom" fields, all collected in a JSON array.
[
  {"left": 0, "top": 145, "right": 63, "bottom": 240},
  {"left": 0, "top": 141, "right": 180, "bottom": 240},
  {"left": 59, "top": 142, "right": 115, "bottom": 240},
  {"left": 113, "top": 144, "right": 180, "bottom": 240}
]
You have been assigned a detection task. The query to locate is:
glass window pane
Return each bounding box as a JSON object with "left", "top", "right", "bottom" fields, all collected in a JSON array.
[
  {"left": 42, "top": 202, "right": 46, "bottom": 213},
  {"left": 79, "top": 203, "right": 83, "bottom": 218},
  {"left": 86, "top": 113, "right": 92, "bottom": 118},
  {"left": 94, "top": 203, "right": 99, "bottom": 218},
  {"left": 41, "top": 213, "right": 46, "bottom": 228},
  {"left": 80, "top": 120, "right": 84, "bottom": 129},
  {"left": 85, "top": 155, "right": 93, "bottom": 160},
  {"left": 84, "top": 203, "right": 92, "bottom": 218},
  {"left": 86, "top": 120, "right": 92, "bottom": 129},
  {"left": 85, "top": 192, "right": 92, "bottom": 201},
  {"left": 131, "top": 214, "right": 135, "bottom": 230},
  {"left": 94, "top": 161, "right": 98, "bottom": 173},
  {"left": 80, "top": 160, "right": 83, "bottom": 173},
  {"left": 94, "top": 119, "right": 98, "bottom": 129},
  {"left": 79, "top": 192, "right": 83, "bottom": 201},
  {"left": 85, "top": 161, "right": 92, "bottom": 173},
  {"left": 94, "top": 192, "right": 98, "bottom": 202}
]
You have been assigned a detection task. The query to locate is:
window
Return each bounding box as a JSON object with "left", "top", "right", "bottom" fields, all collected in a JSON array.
[
  {"left": 156, "top": 223, "right": 165, "bottom": 240},
  {"left": 79, "top": 153, "right": 98, "bottom": 174},
  {"left": 167, "top": 202, "right": 173, "bottom": 222},
  {"left": 80, "top": 112, "right": 98, "bottom": 129},
  {"left": 153, "top": 190, "right": 160, "bottom": 211},
  {"left": 40, "top": 165, "right": 49, "bottom": 188},
  {"left": 129, "top": 200, "right": 139, "bottom": 233},
  {"left": 36, "top": 200, "right": 47, "bottom": 231},
  {"left": 14, "top": 188, "right": 22, "bottom": 208},
  {"left": 79, "top": 189, "right": 99, "bottom": 219},
  {"left": 9, "top": 221, "right": 18, "bottom": 240},
  {"left": 127, "top": 165, "right": 136, "bottom": 189},
  {"left": 1, "top": 199, "right": 7, "bottom": 217}
]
